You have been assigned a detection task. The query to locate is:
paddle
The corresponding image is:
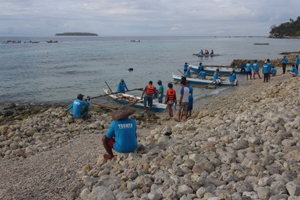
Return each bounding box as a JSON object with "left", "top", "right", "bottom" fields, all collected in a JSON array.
[{"left": 105, "top": 81, "right": 113, "bottom": 93}]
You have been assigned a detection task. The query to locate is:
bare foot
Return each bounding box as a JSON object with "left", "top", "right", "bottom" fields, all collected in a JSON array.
[{"left": 103, "top": 154, "right": 114, "bottom": 160}]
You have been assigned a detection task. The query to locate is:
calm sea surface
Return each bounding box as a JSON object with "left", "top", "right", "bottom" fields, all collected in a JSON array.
[{"left": 1, "top": 36, "right": 300, "bottom": 109}]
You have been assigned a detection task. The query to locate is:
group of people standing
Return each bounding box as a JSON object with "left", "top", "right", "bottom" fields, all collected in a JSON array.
[{"left": 199, "top": 49, "right": 214, "bottom": 55}]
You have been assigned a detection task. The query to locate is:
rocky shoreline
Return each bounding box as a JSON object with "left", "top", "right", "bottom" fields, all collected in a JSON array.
[{"left": 0, "top": 64, "right": 300, "bottom": 199}]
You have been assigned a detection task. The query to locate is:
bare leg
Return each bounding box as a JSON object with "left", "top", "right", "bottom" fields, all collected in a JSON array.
[
  {"left": 258, "top": 73, "right": 262, "bottom": 79},
  {"left": 144, "top": 105, "right": 147, "bottom": 112},
  {"left": 176, "top": 109, "right": 181, "bottom": 121},
  {"left": 102, "top": 135, "right": 114, "bottom": 160},
  {"left": 184, "top": 109, "right": 188, "bottom": 121}
]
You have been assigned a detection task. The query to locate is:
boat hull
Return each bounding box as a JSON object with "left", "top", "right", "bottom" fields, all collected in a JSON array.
[
  {"left": 189, "top": 65, "right": 243, "bottom": 74},
  {"left": 103, "top": 89, "right": 167, "bottom": 112},
  {"left": 173, "top": 73, "right": 237, "bottom": 86}
]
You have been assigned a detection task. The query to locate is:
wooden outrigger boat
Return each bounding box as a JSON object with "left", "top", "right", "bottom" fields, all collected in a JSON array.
[
  {"left": 173, "top": 73, "right": 237, "bottom": 86},
  {"left": 102, "top": 89, "right": 167, "bottom": 112},
  {"left": 188, "top": 64, "right": 242, "bottom": 74},
  {"left": 192, "top": 53, "right": 220, "bottom": 57}
]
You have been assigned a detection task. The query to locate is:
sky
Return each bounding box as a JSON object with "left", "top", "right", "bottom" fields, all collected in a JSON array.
[{"left": 1, "top": 0, "right": 299, "bottom": 36}]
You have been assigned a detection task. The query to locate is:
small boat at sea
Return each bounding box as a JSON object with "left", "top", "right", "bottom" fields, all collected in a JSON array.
[
  {"left": 103, "top": 88, "right": 167, "bottom": 112},
  {"left": 188, "top": 64, "right": 242, "bottom": 74},
  {"left": 130, "top": 40, "right": 140, "bottom": 42},
  {"left": 172, "top": 73, "right": 237, "bottom": 86},
  {"left": 47, "top": 40, "right": 58, "bottom": 43},
  {"left": 24, "top": 41, "right": 40, "bottom": 43},
  {"left": 254, "top": 43, "right": 269, "bottom": 45}
]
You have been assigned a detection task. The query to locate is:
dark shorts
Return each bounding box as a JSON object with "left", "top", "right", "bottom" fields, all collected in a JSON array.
[
  {"left": 187, "top": 98, "right": 193, "bottom": 111},
  {"left": 246, "top": 71, "right": 252, "bottom": 76},
  {"left": 180, "top": 102, "right": 188, "bottom": 110},
  {"left": 105, "top": 137, "right": 115, "bottom": 149},
  {"left": 144, "top": 95, "right": 153, "bottom": 107}
]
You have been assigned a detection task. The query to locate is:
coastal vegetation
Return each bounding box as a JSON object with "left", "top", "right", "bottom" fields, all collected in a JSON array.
[
  {"left": 269, "top": 16, "right": 300, "bottom": 38},
  {"left": 55, "top": 32, "right": 98, "bottom": 36}
]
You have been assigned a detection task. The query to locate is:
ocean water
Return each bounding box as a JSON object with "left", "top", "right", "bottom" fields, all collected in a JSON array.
[{"left": 1, "top": 36, "right": 300, "bottom": 110}]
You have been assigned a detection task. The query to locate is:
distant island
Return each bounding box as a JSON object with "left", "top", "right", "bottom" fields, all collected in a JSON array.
[
  {"left": 55, "top": 32, "right": 98, "bottom": 36},
  {"left": 269, "top": 16, "right": 300, "bottom": 38}
]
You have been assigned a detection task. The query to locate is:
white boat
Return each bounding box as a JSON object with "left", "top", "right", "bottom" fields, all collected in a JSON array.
[
  {"left": 188, "top": 64, "right": 242, "bottom": 74},
  {"left": 172, "top": 73, "right": 237, "bottom": 86},
  {"left": 103, "top": 88, "right": 167, "bottom": 112}
]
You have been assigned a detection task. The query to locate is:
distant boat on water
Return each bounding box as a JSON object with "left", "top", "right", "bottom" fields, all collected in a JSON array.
[
  {"left": 254, "top": 43, "right": 269, "bottom": 45},
  {"left": 47, "top": 40, "right": 58, "bottom": 43},
  {"left": 130, "top": 40, "right": 140, "bottom": 42}
]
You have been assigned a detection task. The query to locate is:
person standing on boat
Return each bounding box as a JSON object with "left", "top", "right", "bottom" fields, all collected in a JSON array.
[
  {"left": 271, "top": 65, "right": 277, "bottom": 76},
  {"left": 267, "top": 59, "right": 272, "bottom": 80},
  {"left": 156, "top": 80, "right": 164, "bottom": 103},
  {"left": 211, "top": 50, "right": 214, "bottom": 55},
  {"left": 262, "top": 61, "right": 269, "bottom": 82},
  {"left": 184, "top": 62, "right": 188, "bottom": 73},
  {"left": 165, "top": 83, "right": 176, "bottom": 120},
  {"left": 186, "top": 81, "right": 193, "bottom": 117},
  {"left": 66, "top": 93, "right": 91, "bottom": 120},
  {"left": 281, "top": 55, "right": 288, "bottom": 74},
  {"left": 175, "top": 80, "right": 189, "bottom": 122},
  {"left": 141, "top": 81, "right": 156, "bottom": 112},
  {"left": 214, "top": 69, "right": 221, "bottom": 85},
  {"left": 102, "top": 106, "right": 137, "bottom": 160},
  {"left": 185, "top": 68, "right": 191, "bottom": 77},
  {"left": 229, "top": 70, "right": 236, "bottom": 82},
  {"left": 295, "top": 55, "right": 299, "bottom": 71},
  {"left": 197, "top": 68, "right": 206, "bottom": 79},
  {"left": 246, "top": 61, "right": 252, "bottom": 80},
  {"left": 252, "top": 60, "right": 261, "bottom": 79},
  {"left": 197, "top": 62, "right": 203, "bottom": 72},
  {"left": 117, "top": 79, "right": 129, "bottom": 93},
  {"left": 288, "top": 64, "right": 298, "bottom": 77},
  {"left": 239, "top": 62, "right": 246, "bottom": 74}
]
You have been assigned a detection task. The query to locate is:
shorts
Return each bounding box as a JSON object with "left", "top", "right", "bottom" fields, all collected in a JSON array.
[
  {"left": 158, "top": 98, "right": 163, "bottom": 103},
  {"left": 187, "top": 98, "right": 193, "bottom": 111},
  {"left": 143, "top": 95, "right": 153, "bottom": 107},
  {"left": 105, "top": 137, "right": 115, "bottom": 149},
  {"left": 168, "top": 101, "right": 174, "bottom": 105},
  {"left": 180, "top": 102, "right": 188, "bottom": 110},
  {"left": 246, "top": 71, "right": 252, "bottom": 76}
]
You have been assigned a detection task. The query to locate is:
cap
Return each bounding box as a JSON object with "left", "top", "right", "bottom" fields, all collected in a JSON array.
[
  {"left": 254, "top": 60, "right": 257, "bottom": 63},
  {"left": 77, "top": 93, "right": 84, "bottom": 99},
  {"left": 157, "top": 80, "right": 162, "bottom": 84}
]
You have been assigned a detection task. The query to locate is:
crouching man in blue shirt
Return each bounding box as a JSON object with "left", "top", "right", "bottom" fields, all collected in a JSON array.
[
  {"left": 102, "top": 106, "right": 137, "bottom": 160},
  {"left": 66, "top": 93, "right": 91, "bottom": 119}
]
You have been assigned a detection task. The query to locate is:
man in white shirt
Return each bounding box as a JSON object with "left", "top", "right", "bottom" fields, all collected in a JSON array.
[{"left": 175, "top": 80, "right": 189, "bottom": 122}]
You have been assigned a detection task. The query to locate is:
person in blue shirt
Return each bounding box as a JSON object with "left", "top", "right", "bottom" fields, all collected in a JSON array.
[
  {"left": 246, "top": 61, "right": 252, "bottom": 80},
  {"left": 185, "top": 68, "right": 191, "bottom": 77},
  {"left": 211, "top": 50, "right": 214, "bottom": 55},
  {"left": 271, "top": 66, "right": 277, "bottom": 76},
  {"left": 184, "top": 62, "right": 188, "bottom": 73},
  {"left": 102, "top": 106, "right": 137, "bottom": 160},
  {"left": 229, "top": 70, "right": 236, "bottom": 82},
  {"left": 117, "top": 79, "right": 129, "bottom": 93},
  {"left": 267, "top": 59, "right": 272, "bottom": 80},
  {"left": 214, "top": 69, "right": 222, "bottom": 85},
  {"left": 289, "top": 64, "right": 298, "bottom": 77},
  {"left": 197, "top": 62, "right": 203, "bottom": 72},
  {"left": 66, "top": 93, "right": 91, "bottom": 119},
  {"left": 252, "top": 60, "right": 261, "bottom": 79},
  {"left": 156, "top": 80, "right": 164, "bottom": 103},
  {"left": 296, "top": 55, "right": 299, "bottom": 71},
  {"left": 262, "top": 61, "right": 269, "bottom": 82},
  {"left": 239, "top": 62, "right": 245, "bottom": 74},
  {"left": 200, "top": 50, "right": 204, "bottom": 55},
  {"left": 186, "top": 81, "right": 193, "bottom": 117},
  {"left": 197, "top": 68, "right": 206, "bottom": 79},
  {"left": 281, "top": 55, "right": 288, "bottom": 74}
]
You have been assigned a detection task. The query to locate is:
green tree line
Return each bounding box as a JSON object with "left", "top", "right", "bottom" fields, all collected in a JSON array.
[{"left": 270, "top": 16, "right": 300, "bottom": 38}]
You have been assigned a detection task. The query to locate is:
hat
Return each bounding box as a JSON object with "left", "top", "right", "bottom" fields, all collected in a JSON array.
[
  {"left": 112, "top": 106, "right": 136, "bottom": 121},
  {"left": 254, "top": 60, "right": 257, "bottom": 63},
  {"left": 77, "top": 93, "right": 84, "bottom": 99},
  {"left": 157, "top": 80, "right": 162, "bottom": 84},
  {"left": 120, "top": 79, "right": 124, "bottom": 82},
  {"left": 248, "top": 60, "right": 250, "bottom": 63}
]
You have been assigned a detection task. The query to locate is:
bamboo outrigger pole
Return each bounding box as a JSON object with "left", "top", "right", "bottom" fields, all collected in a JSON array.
[
  {"left": 90, "top": 88, "right": 144, "bottom": 99},
  {"left": 90, "top": 101, "right": 118, "bottom": 110}
]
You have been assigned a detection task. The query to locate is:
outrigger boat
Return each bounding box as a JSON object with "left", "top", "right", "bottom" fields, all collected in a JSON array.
[
  {"left": 188, "top": 64, "right": 242, "bottom": 74},
  {"left": 102, "top": 88, "right": 167, "bottom": 112},
  {"left": 173, "top": 73, "right": 237, "bottom": 86}
]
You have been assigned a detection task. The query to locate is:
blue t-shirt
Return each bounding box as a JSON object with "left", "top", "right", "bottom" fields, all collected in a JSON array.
[
  {"left": 271, "top": 68, "right": 277, "bottom": 75},
  {"left": 214, "top": 72, "right": 219, "bottom": 80},
  {"left": 239, "top": 63, "right": 245, "bottom": 69},
  {"left": 184, "top": 64, "right": 188, "bottom": 71},
  {"left": 185, "top": 71, "right": 191, "bottom": 76},
  {"left": 157, "top": 85, "right": 164, "bottom": 99},
  {"left": 253, "top": 63, "right": 259, "bottom": 72},
  {"left": 188, "top": 85, "right": 193, "bottom": 100},
  {"left": 246, "top": 63, "right": 252, "bottom": 72},
  {"left": 197, "top": 71, "right": 206, "bottom": 78},
  {"left": 296, "top": 57, "right": 299, "bottom": 66},
  {"left": 267, "top": 62, "right": 272, "bottom": 71},
  {"left": 106, "top": 118, "right": 137, "bottom": 153},
  {"left": 229, "top": 73, "right": 236, "bottom": 82},
  {"left": 117, "top": 82, "right": 129, "bottom": 93},
  {"left": 281, "top": 58, "right": 288, "bottom": 64},
  {"left": 262, "top": 64, "right": 269, "bottom": 74},
  {"left": 211, "top": 50, "right": 214, "bottom": 54},
  {"left": 198, "top": 64, "right": 203, "bottom": 71},
  {"left": 66, "top": 99, "right": 90, "bottom": 118},
  {"left": 291, "top": 67, "right": 298, "bottom": 75}
]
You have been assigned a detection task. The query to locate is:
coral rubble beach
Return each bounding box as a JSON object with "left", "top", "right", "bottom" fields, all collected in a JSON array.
[{"left": 0, "top": 58, "right": 300, "bottom": 199}]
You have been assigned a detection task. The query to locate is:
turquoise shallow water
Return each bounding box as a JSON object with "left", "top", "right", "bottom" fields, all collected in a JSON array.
[{"left": 1, "top": 36, "right": 299, "bottom": 109}]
